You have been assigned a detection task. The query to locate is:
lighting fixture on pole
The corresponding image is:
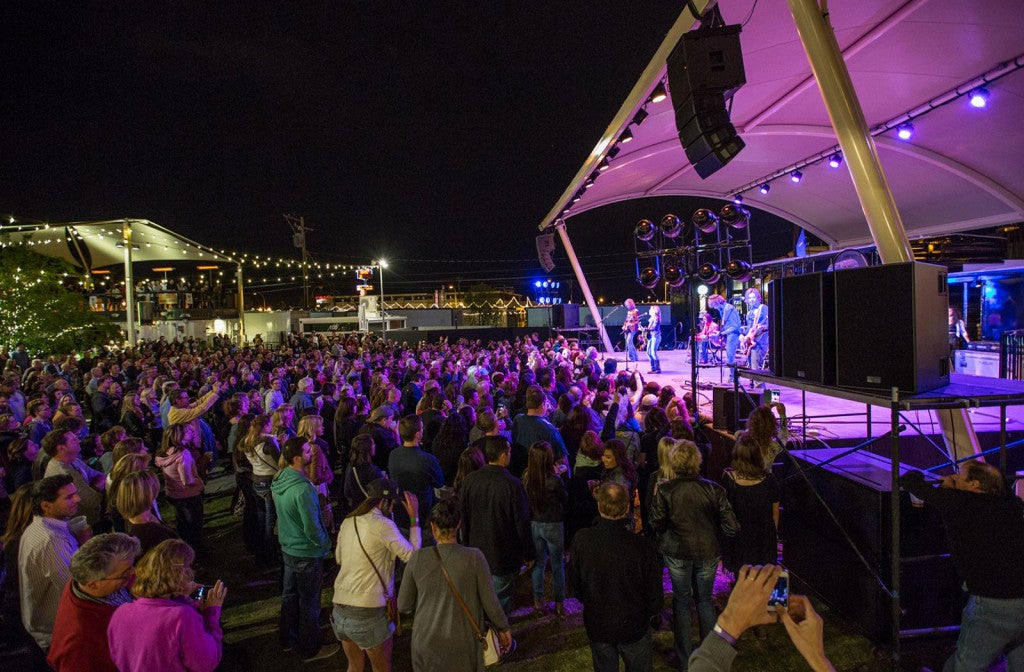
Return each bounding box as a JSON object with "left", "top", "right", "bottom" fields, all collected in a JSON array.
[
  {"left": 597, "top": 158, "right": 610, "bottom": 172},
  {"left": 619, "top": 129, "right": 634, "bottom": 144},
  {"left": 639, "top": 266, "right": 660, "bottom": 289},
  {"left": 968, "top": 87, "right": 989, "bottom": 108},
  {"left": 896, "top": 123, "right": 914, "bottom": 140},
  {"left": 659, "top": 214, "right": 682, "bottom": 238},
  {"left": 719, "top": 204, "right": 750, "bottom": 229},
  {"left": 377, "top": 259, "right": 388, "bottom": 342},
  {"left": 759, "top": 183, "right": 771, "bottom": 195},
  {"left": 632, "top": 108, "right": 649, "bottom": 126},
  {"left": 790, "top": 170, "right": 803, "bottom": 184},
  {"left": 828, "top": 153, "right": 843, "bottom": 169},
  {"left": 692, "top": 209, "right": 719, "bottom": 234},
  {"left": 635, "top": 219, "right": 656, "bottom": 242},
  {"left": 649, "top": 81, "right": 667, "bottom": 103}
]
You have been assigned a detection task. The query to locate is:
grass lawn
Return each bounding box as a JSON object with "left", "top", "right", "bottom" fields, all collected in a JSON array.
[{"left": 183, "top": 476, "right": 963, "bottom": 672}]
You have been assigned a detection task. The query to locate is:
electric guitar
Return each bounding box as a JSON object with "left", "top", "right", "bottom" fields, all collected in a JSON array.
[{"left": 739, "top": 305, "right": 766, "bottom": 357}]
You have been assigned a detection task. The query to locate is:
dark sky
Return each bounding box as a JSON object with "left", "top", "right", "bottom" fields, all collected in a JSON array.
[{"left": 1, "top": 3, "right": 797, "bottom": 303}]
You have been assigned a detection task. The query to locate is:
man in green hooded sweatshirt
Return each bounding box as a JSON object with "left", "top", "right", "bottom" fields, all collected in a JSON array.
[{"left": 272, "top": 436, "right": 338, "bottom": 662}]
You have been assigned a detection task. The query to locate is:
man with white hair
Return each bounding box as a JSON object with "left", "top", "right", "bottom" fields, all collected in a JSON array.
[
  {"left": 48, "top": 533, "right": 140, "bottom": 672},
  {"left": 289, "top": 377, "right": 316, "bottom": 414}
]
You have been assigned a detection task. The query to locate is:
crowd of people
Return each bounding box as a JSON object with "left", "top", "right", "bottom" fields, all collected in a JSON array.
[{"left": 0, "top": 328, "right": 1015, "bottom": 671}]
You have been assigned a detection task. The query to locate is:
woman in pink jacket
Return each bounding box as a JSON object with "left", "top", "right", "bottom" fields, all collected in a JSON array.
[
  {"left": 108, "top": 539, "right": 226, "bottom": 672},
  {"left": 154, "top": 423, "right": 206, "bottom": 551}
]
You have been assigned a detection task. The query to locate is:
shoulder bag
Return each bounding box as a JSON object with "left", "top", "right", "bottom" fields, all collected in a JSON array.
[
  {"left": 353, "top": 518, "right": 401, "bottom": 636},
  {"left": 432, "top": 546, "right": 504, "bottom": 666}
]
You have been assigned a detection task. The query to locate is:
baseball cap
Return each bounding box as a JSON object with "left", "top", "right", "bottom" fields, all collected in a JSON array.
[
  {"left": 641, "top": 394, "right": 658, "bottom": 409},
  {"left": 364, "top": 478, "right": 400, "bottom": 502}
]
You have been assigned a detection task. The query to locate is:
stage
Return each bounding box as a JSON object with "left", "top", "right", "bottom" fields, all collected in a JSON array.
[{"left": 614, "top": 347, "right": 1024, "bottom": 448}]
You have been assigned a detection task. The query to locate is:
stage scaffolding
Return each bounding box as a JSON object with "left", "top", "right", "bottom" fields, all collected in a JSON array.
[{"left": 732, "top": 368, "right": 1024, "bottom": 665}]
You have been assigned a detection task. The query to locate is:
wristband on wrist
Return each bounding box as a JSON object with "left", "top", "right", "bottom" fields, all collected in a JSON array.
[
  {"left": 713, "top": 621, "right": 738, "bottom": 647},
  {"left": 410, "top": 517, "right": 420, "bottom": 526}
]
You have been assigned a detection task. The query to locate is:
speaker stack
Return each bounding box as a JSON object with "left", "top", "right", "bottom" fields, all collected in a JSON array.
[
  {"left": 769, "top": 262, "right": 949, "bottom": 393},
  {"left": 551, "top": 303, "right": 579, "bottom": 329},
  {"left": 666, "top": 25, "right": 746, "bottom": 179}
]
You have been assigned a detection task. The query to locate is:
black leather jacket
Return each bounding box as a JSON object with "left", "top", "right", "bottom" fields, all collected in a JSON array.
[{"left": 649, "top": 475, "right": 739, "bottom": 560}]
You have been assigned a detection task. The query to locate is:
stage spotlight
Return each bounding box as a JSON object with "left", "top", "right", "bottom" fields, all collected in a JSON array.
[
  {"left": 692, "top": 208, "right": 719, "bottom": 234},
  {"left": 619, "top": 129, "right": 634, "bottom": 144},
  {"left": 725, "top": 259, "right": 753, "bottom": 282},
  {"left": 697, "top": 284, "right": 709, "bottom": 296},
  {"left": 733, "top": 195, "right": 743, "bottom": 204},
  {"left": 633, "top": 108, "right": 649, "bottom": 126},
  {"left": 534, "top": 281, "right": 542, "bottom": 288},
  {"left": 606, "top": 146, "right": 620, "bottom": 159},
  {"left": 719, "top": 204, "right": 750, "bottom": 229},
  {"left": 649, "top": 81, "right": 667, "bottom": 103},
  {"left": 790, "top": 170, "right": 803, "bottom": 184},
  {"left": 759, "top": 183, "right": 771, "bottom": 195},
  {"left": 571, "top": 189, "right": 583, "bottom": 203},
  {"left": 969, "top": 88, "right": 989, "bottom": 108},
  {"left": 639, "top": 266, "right": 660, "bottom": 289},
  {"left": 597, "top": 158, "right": 610, "bottom": 172},
  {"left": 664, "top": 265, "right": 686, "bottom": 288},
  {"left": 583, "top": 177, "right": 596, "bottom": 190},
  {"left": 635, "top": 219, "right": 656, "bottom": 242},
  {"left": 828, "top": 153, "right": 843, "bottom": 169},
  {"left": 697, "top": 262, "right": 721, "bottom": 284},
  {"left": 660, "top": 214, "right": 682, "bottom": 238},
  {"left": 897, "top": 123, "right": 914, "bottom": 140}
]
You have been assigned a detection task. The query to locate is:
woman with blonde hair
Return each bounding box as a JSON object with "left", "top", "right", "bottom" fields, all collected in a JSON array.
[
  {"left": 107, "top": 539, "right": 226, "bottom": 672},
  {"left": 107, "top": 451, "right": 152, "bottom": 532},
  {"left": 297, "top": 414, "right": 335, "bottom": 532},
  {"left": 154, "top": 423, "right": 205, "bottom": 551},
  {"left": 120, "top": 392, "right": 149, "bottom": 444},
  {"left": 272, "top": 404, "right": 296, "bottom": 443},
  {"left": 118, "top": 471, "right": 179, "bottom": 554}
]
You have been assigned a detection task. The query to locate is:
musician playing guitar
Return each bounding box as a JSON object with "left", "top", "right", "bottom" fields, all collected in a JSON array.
[
  {"left": 622, "top": 298, "right": 642, "bottom": 363},
  {"left": 740, "top": 288, "right": 770, "bottom": 370}
]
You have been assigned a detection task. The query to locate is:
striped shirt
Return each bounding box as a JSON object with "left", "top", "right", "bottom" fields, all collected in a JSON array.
[{"left": 19, "top": 516, "right": 79, "bottom": 651}]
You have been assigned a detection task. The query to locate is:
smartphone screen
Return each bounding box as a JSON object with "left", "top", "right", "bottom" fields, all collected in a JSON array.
[
  {"left": 191, "top": 585, "right": 208, "bottom": 601},
  {"left": 768, "top": 571, "right": 789, "bottom": 610},
  {"left": 769, "top": 389, "right": 781, "bottom": 405}
]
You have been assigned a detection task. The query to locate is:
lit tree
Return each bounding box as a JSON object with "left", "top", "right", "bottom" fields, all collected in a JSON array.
[{"left": 0, "top": 246, "right": 118, "bottom": 355}]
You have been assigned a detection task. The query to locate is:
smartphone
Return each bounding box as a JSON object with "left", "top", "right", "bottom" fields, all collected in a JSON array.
[
  {"left": 191, "top": 585, "right": 211, "bottom": 601},
  {"left": 768, "top": 388, "right": 781, "bottom": 405},
  {"left": 767, "top": 570, "right": 789, "bottom": 611}
]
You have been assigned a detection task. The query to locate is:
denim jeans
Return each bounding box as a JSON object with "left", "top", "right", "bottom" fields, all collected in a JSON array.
[
  {"left": 664, "top": 556, "right": 719, "bottom": 670},
  {"left": 943, "top": 593, "right": 1024, "bottom": 672},
  {"left": 626, "top": 330, "right": 639, "bottom": 362},
  {"left": 646, "top": 329, "right": 661, "bottom": 370},
  {"left": 252, "top": 479, "right": 278, "bottom": 560},
  {"left": 492, "top": 572, "right": 519, "bottom": 614},
  {"left": 588, "top": 628, "right": 653, "bottom": 672},
  {"left": 280, "top": 553, "right": 324, "bottom": 659},
  {"left": 169, "top": 494, "right": 204, "bottom": 550},
  {"left": 725, "top": 335, "right": 739, "bottom": 373},
  {"left": 531, "top": 521, "right": 565, "bottom": 602}
]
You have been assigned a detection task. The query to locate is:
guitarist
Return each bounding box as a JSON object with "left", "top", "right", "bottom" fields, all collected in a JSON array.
[
  {"left": 740, "top": 288, "right": 770, "bottom": 370},
  {"left": 709, "top": 294, "right": 742, "bottom": 378},
  {"left": 622, "top": 298, "right": 642, "bottom": 365}
]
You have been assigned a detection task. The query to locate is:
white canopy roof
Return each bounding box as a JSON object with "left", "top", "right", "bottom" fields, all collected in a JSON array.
[
  {"left": 541, "top": 0, "right": 1024, "bottom": 248},
  {"left": 0, "top": 219, "right": 237, "bottom": 270}
]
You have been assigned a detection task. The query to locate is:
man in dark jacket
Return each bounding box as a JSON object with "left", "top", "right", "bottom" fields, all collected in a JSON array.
[
  {"left": 388, "top": 415, "right": 443, "bottom": 534},
  {"left": 571, "top": 482, "right": 662, "bottom": 672},
  {"left": 357, "top": 405, "right": 399, "bottom": 472},
  {"left": 459, "top": 436, "right": 534, "bottom": 613},
  {"left": 901, "top": 462, "right": 1024, "bottom": 671},
  {"left": 650, "top": 442, "right": 738, "bottom": 669},
  {"left": 88, "top": 377, "right": 118, "bottom": 433},
  {"left": 399, "top": 372, "right": 424, "bottom": 417}
]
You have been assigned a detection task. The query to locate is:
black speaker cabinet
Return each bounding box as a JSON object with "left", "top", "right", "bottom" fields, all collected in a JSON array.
[
  {"left": 782, "top": 449, "right": 963, "bottom": 643},
  {"left": 712, "top": 386, "right": 765, "bottom": 433},
  {"left": 666, "top": 24, "right": 746, "bottom": 179},
  {"left": 551, "top": 304, "right": 579, "bottom": 329},
  {"left": 769, "top": 272, "right": 835, "bottom": 385},
  {"left": 834, "top": 262, "right": 949, "bottom": 393}
]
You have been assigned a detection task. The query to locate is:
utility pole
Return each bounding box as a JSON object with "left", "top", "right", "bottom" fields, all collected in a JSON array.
[{"left": 284, "top": 214, "right": 313, "bottom": 309}]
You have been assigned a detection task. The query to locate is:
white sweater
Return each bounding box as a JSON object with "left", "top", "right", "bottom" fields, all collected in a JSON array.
[{"left": 333, "top": 508, "right": 420, "bottom": 607}]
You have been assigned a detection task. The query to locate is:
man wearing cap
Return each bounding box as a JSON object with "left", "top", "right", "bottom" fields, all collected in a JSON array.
[{"left": 358, "top": 405, "right": 399, "bottom": 473}]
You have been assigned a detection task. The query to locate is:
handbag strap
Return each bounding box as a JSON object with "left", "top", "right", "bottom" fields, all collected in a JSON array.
[
  {"left": 432, "top": 545, "right": 485, "bottom": 643},
  {"left": 353, "top": 517, "right": 391, "bottom": 600},
  {"left": 352, "top": 466, "right": 368, "bottom": 497}
]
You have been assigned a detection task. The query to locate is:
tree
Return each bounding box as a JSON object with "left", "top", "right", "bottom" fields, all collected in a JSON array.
[{"left": 0, "top": 246, "right": 119, "bottom": 355}]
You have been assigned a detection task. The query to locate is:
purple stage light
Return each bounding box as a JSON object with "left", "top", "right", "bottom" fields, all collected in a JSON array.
[
  {"left": 790, "top": 171, "right": 802, "bottom": 184},
  {"left": 759, "top": 183, "right": 770, "bottom": 195},
  {"left": 897, "top": 123, "right": 914, "bottom": 140},
  {"left": 969, "top": 88, "right": 989, "bottom": 108},
  {"left": 828, "top": 153, "right": 842, "bottom": 169}
]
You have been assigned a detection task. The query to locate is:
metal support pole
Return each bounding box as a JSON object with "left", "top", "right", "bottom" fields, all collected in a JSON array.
[
  {"left": 1001, "top": 405, "right": 1008, "bottom": 477},
  {"left": 553, "top": 221, "right": 615, "bottom": 355},
  {"left": 121, "top": 221, "right": 137, "bottom": 347},
  {"left": 866, "top": 403, "right": 872, "bottom": 439},
  {"left": 379, "top": 264, "right": 387, "bottom": 343},
  {"left": 890, "top": 388, "right": 902, "bottom": 666},
  {"left": 236, "top": 265, "right": 246, "bottom": 345}
]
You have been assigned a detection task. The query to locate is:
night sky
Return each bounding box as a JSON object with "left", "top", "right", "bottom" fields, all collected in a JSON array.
[{"left": 1, "top": 3, "right": 797, "bottom": 303}]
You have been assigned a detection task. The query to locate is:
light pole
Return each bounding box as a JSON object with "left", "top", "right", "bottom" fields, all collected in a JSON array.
[{"left": 377, "top": 259, "right": 388, "bottom": 342}]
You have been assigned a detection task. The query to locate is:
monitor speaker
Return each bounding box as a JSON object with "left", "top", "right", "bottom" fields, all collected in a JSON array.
[
  {"left": 769, "top": 272, "right": 835, "bottom": 385},
  {"left": 666, "top": 25, "right": 746, "bottom": 179},
  {"left": 834, "top": 262, "right": 949, "bottom": 393},
  {"left": 551, "top": 304, "right": 579, "bottom": 329},
  {"left": 713, "top": 386, "right": 766, "bottom": 433}
]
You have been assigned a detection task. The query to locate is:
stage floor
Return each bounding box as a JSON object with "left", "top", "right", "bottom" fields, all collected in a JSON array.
[{"left": 618, "top": 348, "right": 1024, "bottom": 443}]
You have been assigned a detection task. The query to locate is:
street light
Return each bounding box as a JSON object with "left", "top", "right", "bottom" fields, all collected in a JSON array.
[{"left": 377, "top": 259, "right": 388, "bottom": 342}]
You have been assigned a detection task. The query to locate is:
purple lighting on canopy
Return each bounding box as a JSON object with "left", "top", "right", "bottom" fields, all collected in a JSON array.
[
  {"left": 897, "top": 123, "right": 914, "bottom": 140},
  {"left": 828, "top": 153, "right": 842, "bottom": 169},
  {"left": 969, "top": 88, "right": 989, "bottom": 108},
  {"left": 790, "top": 171, "right": 803, "bottom": 184},
  {"left": 759, "top": 183, "right": 770, "bottom": 195}
]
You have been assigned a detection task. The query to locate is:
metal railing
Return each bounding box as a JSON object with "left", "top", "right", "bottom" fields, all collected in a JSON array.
[{"left": 999, "top": 329, "right": 1024, "bottom": 379}]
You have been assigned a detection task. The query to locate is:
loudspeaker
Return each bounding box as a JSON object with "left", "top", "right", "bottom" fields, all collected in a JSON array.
[
  {"left": 666, "top": 25, "right": 746, "bottom": 179},
  {"left": 769, "top": 272, "right": 835, "bottom": 385},
  {"left": 551, "top": 304, "right": 579, "bottom": 329},
  {"left": 712, "top": 386, "right": 765, "bottom": 432},
  {"left": 834, "top": 262, "right": 949, "bottom": 393},
  {"left": 782, "top": 449, "right": 963, "bottom": 643}
]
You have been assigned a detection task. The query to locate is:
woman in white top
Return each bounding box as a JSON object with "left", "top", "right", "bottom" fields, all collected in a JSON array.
[
  {"left": 240, "top": 414, "right": 280, "bottom": 562},
  {"left": 332, "top": 478, "right": 420, "bottom": 672}
]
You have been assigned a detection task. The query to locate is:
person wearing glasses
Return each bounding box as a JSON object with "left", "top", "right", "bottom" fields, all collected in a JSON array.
[{"left": 48, "top": 533, "right": 141, "bottom": 672}]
